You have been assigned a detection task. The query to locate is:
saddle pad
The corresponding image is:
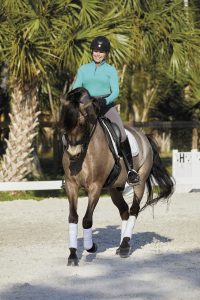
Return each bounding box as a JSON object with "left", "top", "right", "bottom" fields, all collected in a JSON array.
[{"left": 125, "top": 129, "right": 139, "bottom": 157}]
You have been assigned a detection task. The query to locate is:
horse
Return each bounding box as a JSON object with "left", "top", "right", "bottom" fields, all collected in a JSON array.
[{"left": 60, "top": 87, "right": 174, "bottom": 266}]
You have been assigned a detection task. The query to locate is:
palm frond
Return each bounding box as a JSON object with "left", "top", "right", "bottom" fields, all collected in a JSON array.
[
  {"left": 3, "top": 32, "right": 56, "bottom": 81},
  {"left": 78, "top": 0, "right": 105, "bottom": 26},
  {"left": 2, "top": 0, "right": 28, "bottom": 12}
]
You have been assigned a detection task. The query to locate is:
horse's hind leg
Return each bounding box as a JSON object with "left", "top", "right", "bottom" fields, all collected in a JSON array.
[
  {"left": 119, "top": 183, "right": 145, "bottom": 258},
  {"left": 109, "top": 188, "right": 130, "bottom": 254},
  {"left": 82, "top": 184, "right": 101, "bottom": 253},
  {"left": 65, "top": 182, "right": 79, "bottom": 266}
]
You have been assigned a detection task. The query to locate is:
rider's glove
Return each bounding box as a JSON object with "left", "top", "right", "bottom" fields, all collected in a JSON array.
[
  {"left": 93, "top": 98, "right": 106, "bottom": 115},
  {"left": 99, "top": 98, "right": 107, "bottom": 115}
]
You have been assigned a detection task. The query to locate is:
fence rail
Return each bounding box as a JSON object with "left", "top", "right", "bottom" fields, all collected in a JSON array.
[
  {"left": 0, "top": 180, "right": 63, "bottom": 191},
  {"left": 1, "top": 120, "right": 200, "bottom": 129},
  {"left": 133, "top": 121, "right": 200, "bottom": 128}
]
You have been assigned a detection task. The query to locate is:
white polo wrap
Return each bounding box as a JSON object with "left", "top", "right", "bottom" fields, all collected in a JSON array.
[
  {"left": 69, "top": 223, "right": 78, "bottom": 249},
  {"left": 83, "top": 228, "right": 93, "bottom": 250},
  {"left": 121, "top": 220, "right": 128, "bottom": 243},
  {"left": 123, "top": 216, "right": 136, "bottom": 239}
]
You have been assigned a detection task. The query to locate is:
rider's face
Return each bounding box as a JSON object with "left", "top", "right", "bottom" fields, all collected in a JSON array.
[{"left": 92, "top": 50, "right": 107, "bottom": 64}]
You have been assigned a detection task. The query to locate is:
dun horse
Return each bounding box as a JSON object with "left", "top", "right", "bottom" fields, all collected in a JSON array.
[{"left": 60, "top": 87, "right": 174, "bottom": 266}]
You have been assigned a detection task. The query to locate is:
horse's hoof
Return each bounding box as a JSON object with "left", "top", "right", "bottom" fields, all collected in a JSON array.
[
  {"left": 67, "top": 258, "right": 79, "bottom": 266},
  {"left": 86, "top": 243, "right": 98, "bottom": 253},
  {"left": 119, "top": 246, "right": 131, "bottom": 258},
  {"left": 115, "top": 247, "right": 120, "bottom": 255}
]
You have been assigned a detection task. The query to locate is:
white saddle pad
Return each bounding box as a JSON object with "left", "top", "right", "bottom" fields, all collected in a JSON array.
[{"left": 125, "top": 129, "right": 139, "bottom": 157}]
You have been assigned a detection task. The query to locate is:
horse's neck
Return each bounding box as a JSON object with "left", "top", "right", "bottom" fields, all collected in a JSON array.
[
  {"left": 88, "top": 122, "right": 109, "bottom": 154},
  {"left": 91, "top": 122, "right": 106, "bottom": 145},
  {"left": 84, "top": 122, "right": 114, "bottom": 176}
]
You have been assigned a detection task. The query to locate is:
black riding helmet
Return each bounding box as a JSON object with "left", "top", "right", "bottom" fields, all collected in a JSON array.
[{"left": 90, "top": 36, "right": 110, "bottom": 53}]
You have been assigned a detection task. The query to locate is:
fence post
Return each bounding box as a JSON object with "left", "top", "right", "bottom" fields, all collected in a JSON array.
[{"left": 172, "top": 149, "right": 200, "bottom": 192}]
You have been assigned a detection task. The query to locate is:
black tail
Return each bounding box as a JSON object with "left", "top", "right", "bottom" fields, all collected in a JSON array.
[{"left": 141, "top": 135, "right": 175, "bottom": 211}]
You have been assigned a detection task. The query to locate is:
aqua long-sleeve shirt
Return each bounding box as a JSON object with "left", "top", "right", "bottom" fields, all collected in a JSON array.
[{"left": 72, "top": 60, "right": 119, "bottom": 104}]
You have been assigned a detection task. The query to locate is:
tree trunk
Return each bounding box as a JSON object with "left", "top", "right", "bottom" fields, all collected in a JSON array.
[
  {"left": 192, "top": 127, "right": 198, "bottom": 150},
  {"left": 0, "top": 82, "right": 41, "bottom": 181}
]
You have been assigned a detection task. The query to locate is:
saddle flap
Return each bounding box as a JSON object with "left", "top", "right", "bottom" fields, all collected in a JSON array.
[{"left": 99, "top": 117, "right": 121, "bottom": 157}]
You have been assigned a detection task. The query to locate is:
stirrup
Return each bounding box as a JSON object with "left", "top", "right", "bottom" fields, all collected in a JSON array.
[{"left": 127, "top": 170, "right": 140, "bottom": 186}]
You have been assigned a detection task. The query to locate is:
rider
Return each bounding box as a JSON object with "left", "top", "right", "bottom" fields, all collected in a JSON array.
[{"left": 72, "top": 36, "right": 140, "bottom": 185}]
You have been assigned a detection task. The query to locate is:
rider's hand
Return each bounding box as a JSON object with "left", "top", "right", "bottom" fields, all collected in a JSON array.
[
  {"left": 93, "top": 97, "right": 109, "bottom": 116},
  {"left": 100, "top": 98, "right": 107, "bottom": 106},
  {"left": 96, "top": 97, "right": 107, "bottom": 107},
  {"left": 94, "top": 97, "right": 105, "bottom": 111}
]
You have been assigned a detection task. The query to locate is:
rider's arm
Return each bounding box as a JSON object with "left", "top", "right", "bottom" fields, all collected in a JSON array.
[{"left": 105, "top": 66, "right": 119, "bottom": 104}]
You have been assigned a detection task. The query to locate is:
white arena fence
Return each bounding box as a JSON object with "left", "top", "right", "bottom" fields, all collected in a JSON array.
[
  {"left": 0, "top": 180, "right": 63, "bottom": 191},
  {"left": 172, "top": 149, "right": 200, "bottom": 192}
]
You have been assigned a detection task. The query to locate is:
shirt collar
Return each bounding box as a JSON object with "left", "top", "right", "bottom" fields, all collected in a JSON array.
[{"left": 92, "top": 59, "right": 106, "bottom": 66}]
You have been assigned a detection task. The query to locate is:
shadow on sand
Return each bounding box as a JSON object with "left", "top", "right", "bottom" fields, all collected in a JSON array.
[
  {"left": 1, "top": 227, "right": 200, "bottom": 300},
  {"left": 1, "top": 249, "right": 200, "bottom": 300},
  {"left": 77, "top": 226, "right": 172, "bottom": 262}
]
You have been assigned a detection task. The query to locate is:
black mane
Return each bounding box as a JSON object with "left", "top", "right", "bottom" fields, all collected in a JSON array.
[
  {"left": 60, "top": 87, "right": 92, "bottom": 131},
  {"left": 68, "top": 87, "right": 91, "bottom": 104}
]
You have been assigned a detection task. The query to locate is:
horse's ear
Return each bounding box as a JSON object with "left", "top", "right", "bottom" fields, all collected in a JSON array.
[{"left": 60, "top": 94, "right": 69, "bottom": 106}]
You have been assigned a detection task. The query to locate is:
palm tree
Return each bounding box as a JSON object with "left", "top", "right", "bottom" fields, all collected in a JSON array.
[
  {"left": 0, "top": 1, "right": 56, "bottom": 180},
  {"left": 119, "top": 0, "right": 200, "bottom": 123},
  {"left": 0, "top": 0, "right": 132, "bottom": 181}
]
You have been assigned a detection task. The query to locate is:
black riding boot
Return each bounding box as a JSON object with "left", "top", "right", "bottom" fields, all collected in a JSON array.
[{"left": 120, "top": 137, "right": 140, "bottom": 185}]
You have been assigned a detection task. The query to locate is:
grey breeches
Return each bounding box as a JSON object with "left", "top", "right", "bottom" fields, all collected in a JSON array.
[{"left": 104, "top": 107, "right": 126, "bottom": 142}]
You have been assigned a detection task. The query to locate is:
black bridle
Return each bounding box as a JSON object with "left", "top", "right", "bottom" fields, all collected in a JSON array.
[{"left": 64, "top": 102, "right": 98, "bottom": 161}]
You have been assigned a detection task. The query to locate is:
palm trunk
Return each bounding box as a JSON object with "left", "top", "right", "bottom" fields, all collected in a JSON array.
[
  {"left": 0, "top": 82, "right": 40, "bottom": 181},
  {"left": 192, "top": 127, "right": 198, "bottom": 150}
]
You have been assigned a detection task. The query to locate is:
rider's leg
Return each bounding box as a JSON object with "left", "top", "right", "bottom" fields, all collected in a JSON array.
[
  {"left": 104, "top": 107, "right": 140, "bottom": 185},
  {"left": 120, "top": 137, "right": 140, "bottom": 185},
  {"left": 104, "top": 107, "right": 127, "bottom": 141}
]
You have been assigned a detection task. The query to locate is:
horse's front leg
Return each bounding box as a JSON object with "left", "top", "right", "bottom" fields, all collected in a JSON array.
[
  {"left": 65, "top": 182, "right": 79, "bottom": 266},
  {"left": 82, "top": 184, "right": 101, "bottom": 253}
]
